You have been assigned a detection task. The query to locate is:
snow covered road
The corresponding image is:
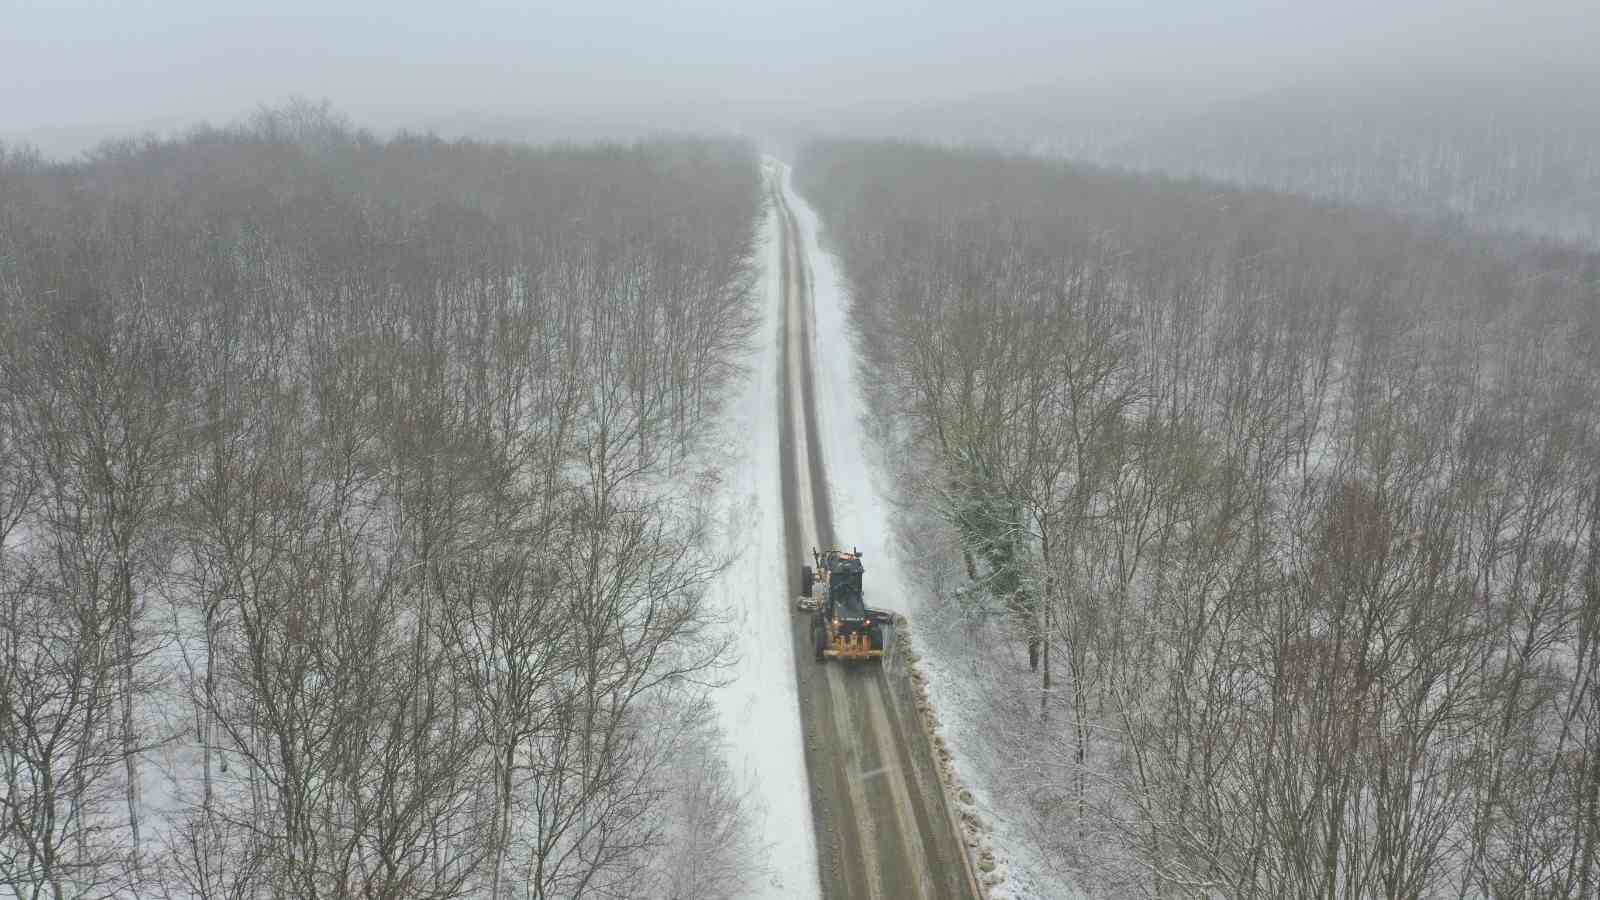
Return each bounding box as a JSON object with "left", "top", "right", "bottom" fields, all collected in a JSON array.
[
  {"left": 770, "top": 163, "right": 981, "bottom": 900},
  {"left": 710, "top": 159, "right": 979, "bottom": 900}
]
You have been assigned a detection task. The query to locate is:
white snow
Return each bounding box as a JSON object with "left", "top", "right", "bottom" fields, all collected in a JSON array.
[
  {"left": 706, "top": 158, "right": 820, "bottom": 900},
  {"left": 776, "top": 165, "right": 915, "bottom": 618}
]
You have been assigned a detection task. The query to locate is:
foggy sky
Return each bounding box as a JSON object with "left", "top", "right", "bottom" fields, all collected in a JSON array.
[{"left": 5, "top": 0, "right": 1596, "bottom": 153}]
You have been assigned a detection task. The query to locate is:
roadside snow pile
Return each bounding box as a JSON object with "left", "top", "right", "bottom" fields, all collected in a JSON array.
[
  {"left": 898, "top": 583, "right": 1091, "bottom": 900},
  {"left": 893, "top": 618, "right": 1020, "bottom": 899}
]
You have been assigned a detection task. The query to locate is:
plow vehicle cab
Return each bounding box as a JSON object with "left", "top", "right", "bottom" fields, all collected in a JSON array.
[{"left": 799, "top": 547, "right": 894, "bottom": 662}]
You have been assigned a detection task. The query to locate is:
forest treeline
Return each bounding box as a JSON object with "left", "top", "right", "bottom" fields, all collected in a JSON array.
[
  {"left": 797, "top": 140, "right": 1600, "bottom": 898},
  {"left": 0, "top": 106, "right": 762, "bottom": 898}
]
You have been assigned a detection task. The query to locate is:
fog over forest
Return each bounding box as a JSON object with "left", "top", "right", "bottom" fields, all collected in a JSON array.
[
  {"left": 10, "top": 2, "right": 1599, "bottom": 243},
  {"left": 5, "top": 3, "right": 1600, "bottom": 899}
]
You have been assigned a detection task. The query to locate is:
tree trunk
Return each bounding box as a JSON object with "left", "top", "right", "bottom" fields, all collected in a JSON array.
[
  {"left": 494, "top": 740, "right": 515, "bottom": 900},
  {"left": 120, "top": 561, "right": 142, "bottom": 872},
  {"left": 1040, "top": 522, "right": 1053, "bottom": 717}
]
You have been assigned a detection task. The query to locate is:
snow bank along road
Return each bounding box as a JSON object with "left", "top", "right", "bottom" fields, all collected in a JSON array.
[{"left": 770, "top": 167, "right": 982, "bottom": 900}]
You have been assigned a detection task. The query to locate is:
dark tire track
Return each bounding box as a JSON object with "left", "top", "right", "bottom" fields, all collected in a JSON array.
[{"left": 771, "top": 169, "right": 981, "bottom": 900}]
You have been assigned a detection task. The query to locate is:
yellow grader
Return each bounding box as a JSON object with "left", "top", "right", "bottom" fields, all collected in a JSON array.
[{"left": 798, "top": 547, "right": 895, "bottom": 662}]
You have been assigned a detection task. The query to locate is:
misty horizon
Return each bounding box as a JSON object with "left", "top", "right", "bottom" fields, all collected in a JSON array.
[{"left": 6, "top": 0, "right": 1598, "bottom": 157}]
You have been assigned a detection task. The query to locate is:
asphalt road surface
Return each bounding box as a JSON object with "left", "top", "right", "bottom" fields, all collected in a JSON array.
[{"left": 770, "top": 171, "right": 982, "bottom": 900}]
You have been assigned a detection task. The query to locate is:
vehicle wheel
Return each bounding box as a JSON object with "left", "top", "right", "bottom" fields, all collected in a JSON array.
[
  {"left": 870, "top": 623, "right": 885, "bottom": 652},
  {"left": 800, "top": 565, "right": 814, "bottom": 598},
  {"left": 812, "top": 616, "right": 827, "bottom": 662}
]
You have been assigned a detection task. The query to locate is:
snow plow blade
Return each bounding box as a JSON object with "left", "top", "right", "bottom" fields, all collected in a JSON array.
[{"left": 824, "top": 630, "right": 885, "bottom": 660}]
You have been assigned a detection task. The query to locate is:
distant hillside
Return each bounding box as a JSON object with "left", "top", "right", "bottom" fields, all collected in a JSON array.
[{"left": 841, "top": 65, "right": 1600, "bottom": 246}]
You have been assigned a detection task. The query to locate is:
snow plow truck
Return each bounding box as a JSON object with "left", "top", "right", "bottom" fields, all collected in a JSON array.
[{"left": 798, "top": 547, "right": 895, "bottom": 661}]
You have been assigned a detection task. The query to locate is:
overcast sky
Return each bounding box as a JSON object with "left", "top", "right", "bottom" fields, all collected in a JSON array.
[{"left": 4, "top": 0, "right": 1596, "bottom": 148}]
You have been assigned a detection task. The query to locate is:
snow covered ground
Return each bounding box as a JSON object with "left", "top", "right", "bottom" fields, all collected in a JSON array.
[
  {"left": 705, "top": 158, "right": 819, "bottom": 900},
  {"left": 778, "top": 168, "right": 914, "bottom": 618}
]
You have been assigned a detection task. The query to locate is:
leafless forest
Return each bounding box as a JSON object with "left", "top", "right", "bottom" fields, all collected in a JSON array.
[
  {"left": 798, "top": 141, "right": 1600, "bottom": 898},
  {"left": 0, "top": 108, "right": 763, "bottom": 899}
]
